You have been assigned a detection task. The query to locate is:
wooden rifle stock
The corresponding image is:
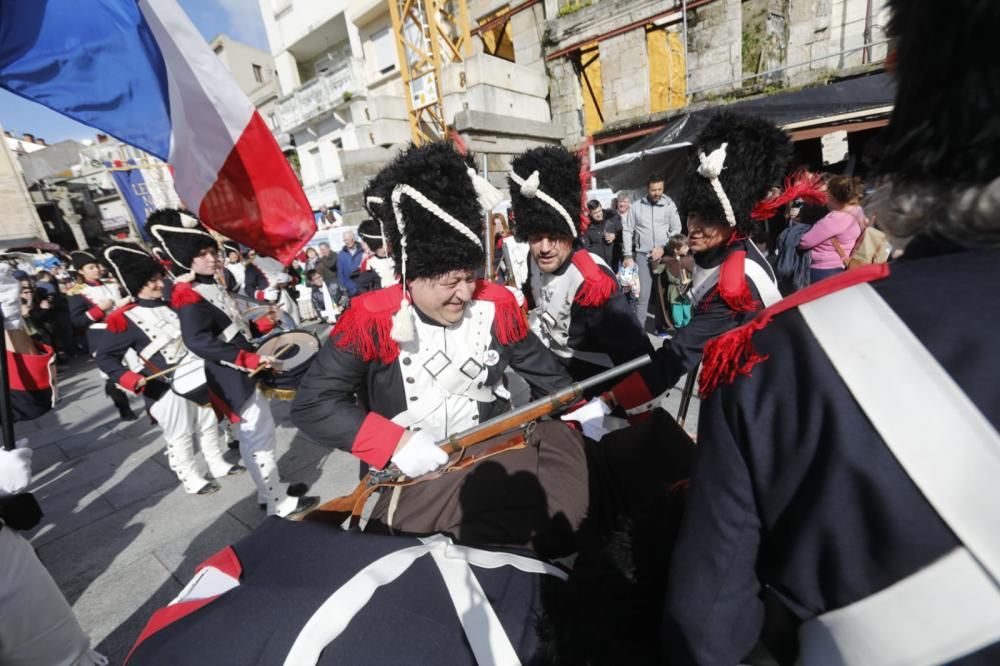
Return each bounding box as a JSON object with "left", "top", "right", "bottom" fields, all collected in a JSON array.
[{"left": 299, "top": 353, "right": 654, "bottom": 525}]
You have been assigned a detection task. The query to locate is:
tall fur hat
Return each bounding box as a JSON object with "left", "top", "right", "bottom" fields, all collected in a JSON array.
[
  {"left": 145, "top": 208, "right": 218, "bottom": 272},
  {"left": 375, "top": 142, "right": 484, "bottom": 281},
  {"left": 357, "top": 218, "right": 387, "bottom": 254},
  {"left": 70, "top": 250, "right": 101, "bottom": 271},
  {"left": 878, "top": 0, "right": 1000, "bottom": 186},
  {"left": 681, "top": 112, "right": 792, "bottom": 234},
  {"left": 508, "top": 146, "right": 582, "bottom": 242},
  {"left": 221, "top": 240, "right": 241, "bottom": 258},
  {"left": 101, "top": 243, "right": 164, "bottom": 298}
]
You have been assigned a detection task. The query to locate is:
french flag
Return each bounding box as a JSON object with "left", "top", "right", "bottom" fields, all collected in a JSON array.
[{"left": 0, "top": 0, "right": 315, "bottom": 264}]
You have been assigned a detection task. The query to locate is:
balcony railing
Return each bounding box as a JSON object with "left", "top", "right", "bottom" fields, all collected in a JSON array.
[{"left": 276, "top": 57, "right": 365, "bottom": 133}]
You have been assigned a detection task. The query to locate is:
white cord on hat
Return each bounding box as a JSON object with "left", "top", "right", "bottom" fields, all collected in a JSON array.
[
  {"left": 389, "top": 184, "right": 483, "bottom": 343},
  {"left": 508, "top": 169, "right": 577, "bottom": 238},
  {"left": 697, "top": 142, "right": 737, "bottom": 227},
  {"left": 466, "top": 167, "right": 504, "bottom": 211},
  {"left": 365, "top": 196, "right": 390, "bottom": 252}
]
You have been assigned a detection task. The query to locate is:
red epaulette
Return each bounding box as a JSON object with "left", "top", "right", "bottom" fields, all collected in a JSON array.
[
  {"left": 330, "top": 284, "right": 404, "bottom": 364},
  {"left": 170, "top": 282, "right": 203, "bottom": 309},
  {"left": 699, "top": 263, "right": 891, "bottom": 399},
  {"left": 106, "top": 303, "right": 138, "bottom": 333},
  {"left": 707, "top": 250, "right": 759, "bottom": 313},
  {"left": 472, "top": 280, "right": 529, "bottom": 345},
  {"left": 571, "top": 250, "right": 617, "bottom": 307}
]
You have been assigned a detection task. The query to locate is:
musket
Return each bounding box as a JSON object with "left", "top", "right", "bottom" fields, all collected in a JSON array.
[
  {"left": 299, "top": 353, "right": 654, "bottom": 526},
  {"left": 676, "top": 365, "right": 699, "bottom": 429}
]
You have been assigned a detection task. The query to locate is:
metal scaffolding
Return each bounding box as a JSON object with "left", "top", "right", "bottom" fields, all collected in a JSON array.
[{"left": 389, "top": 0, "right": 472, "bottom": 145}]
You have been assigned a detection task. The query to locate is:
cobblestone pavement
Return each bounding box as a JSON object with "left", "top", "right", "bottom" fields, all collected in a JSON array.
[{"left": 17, "top": 343, "right": 698, "bottom": 664}]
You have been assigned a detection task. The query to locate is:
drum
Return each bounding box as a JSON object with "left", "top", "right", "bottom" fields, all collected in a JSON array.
[{"left": 255, "top": 330, "right": 319, "bottom": 400}]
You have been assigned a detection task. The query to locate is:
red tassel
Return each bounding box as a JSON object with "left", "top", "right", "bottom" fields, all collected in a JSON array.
[
  {"left": 699, "top": 262, "right": 893, "bottom": 398},
  {"left": 473, "top": 281, "right": 528, "bottom": 345},
  {"left": 330, "top": 285, "right": 403, "bottom": 364},
  {"left": 106, "top": 303, "right": 138, "bottom": 333},
  {"left": 170, "top": 282, "right": 203, "bottom": 309},
  {"left": 699, "top": 324, "right": 769, "bottom": 399},
  {"left": 571, "top": 251, "right": 617, "bottom": 307},
  {"left": 750, "top": 170, "right": 828, "bottom": 221}
]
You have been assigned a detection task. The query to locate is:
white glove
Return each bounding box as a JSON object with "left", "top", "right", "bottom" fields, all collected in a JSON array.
[
  {"left": 390, "top": 430, "right": 448, "bottom": 478},
  {"left": 0, "top": 439, "right": 33, "bottom": 495},
  {"left": 561, "top": 397, "right": 612, "bottom": 442},
  {"left": 0, "top": 264, "right": 25, "bottom": 331}
]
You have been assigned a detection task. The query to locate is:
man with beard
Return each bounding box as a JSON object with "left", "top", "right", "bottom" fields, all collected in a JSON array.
[{"left": 649, "top": 112, "right": 787, "bottom": 394}]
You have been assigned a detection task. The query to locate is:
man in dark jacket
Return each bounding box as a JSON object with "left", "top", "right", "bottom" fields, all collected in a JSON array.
[{"left": 580, "top": 199, "right": 623, "bottom": 270}]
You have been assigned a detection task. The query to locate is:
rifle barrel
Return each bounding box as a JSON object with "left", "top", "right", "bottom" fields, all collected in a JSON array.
[{"left": 436, "top": 353, "right": 653, "bottom": 454}]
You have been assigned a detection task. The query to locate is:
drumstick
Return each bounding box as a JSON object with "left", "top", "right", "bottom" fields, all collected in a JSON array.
[
  {"left": 248, "top": 342, "right": 295, "bottom": 378},
  {"left": 142, "top": 364, "right": 181, "bottom": 381}
]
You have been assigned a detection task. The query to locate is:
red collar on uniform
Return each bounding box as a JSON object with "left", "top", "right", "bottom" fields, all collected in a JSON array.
[
  {"left": 699, "top": 263, "right": 890, "bottom": 399},
  {"left": 331, "top": 281, "right": 528, "bottom": 364}
]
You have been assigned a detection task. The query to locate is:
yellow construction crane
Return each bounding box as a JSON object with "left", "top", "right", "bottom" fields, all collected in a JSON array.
[{"left": 388, "top": 0, "right": 473, "bottom": 145}]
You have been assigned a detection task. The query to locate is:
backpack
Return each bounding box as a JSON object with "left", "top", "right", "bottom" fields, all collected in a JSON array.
[{"left": 832, "top": 212, "right": 890, "bottom": 269}]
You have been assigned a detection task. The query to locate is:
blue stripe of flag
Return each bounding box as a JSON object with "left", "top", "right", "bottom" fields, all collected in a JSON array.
[{"left": 0, "top": 0, "right": 172, "bottom": 159}]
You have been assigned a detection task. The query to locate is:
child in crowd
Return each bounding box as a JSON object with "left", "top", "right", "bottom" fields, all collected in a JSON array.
[{"left": 661, "top": 234, "right": 694, "bottom": 329}]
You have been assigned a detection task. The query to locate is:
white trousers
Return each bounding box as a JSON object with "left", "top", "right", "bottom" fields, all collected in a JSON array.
[
  {"left": 149, "top": 391, "right": 231, "bottom": 493},
  {"left": 237, "top": 390, "right": 297, "bottom": 516},
  {"left": 0, "top": 526, "right": 106, "bottom": 666}
]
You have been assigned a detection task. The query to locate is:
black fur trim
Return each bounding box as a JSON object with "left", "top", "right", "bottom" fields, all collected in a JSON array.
[
  {"left": 372, "top": 142, "right": 484, "bottom": 280},
  {"left": 509, "top": 146, "right": 582, "bottom": 241},
  {"left": 101, "top": 243, "right": 163, "bottom": 297},
  {"left": 681, "top": 112, "right": 792, "bottom": 234},
  {"left": 878, "top": 0, "right": 1000, "bottom": 185}
]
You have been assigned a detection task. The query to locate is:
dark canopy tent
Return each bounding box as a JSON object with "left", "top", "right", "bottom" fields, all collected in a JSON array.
[{"left": 593, "top": 72, "right": 896, "bottom": 195}]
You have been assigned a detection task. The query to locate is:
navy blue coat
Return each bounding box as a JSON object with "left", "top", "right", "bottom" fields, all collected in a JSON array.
[
  {"left": 654, "top": 238, "right": 774, "bottom": 390},
  {"left": 127, "top": 518, "right": 558, "bottom": 665},
  {"left": 174, "top": 275, "right": 257, "bottom": 419},
  {"left": 94, "top": 299, "right": 200, "bottom": 409},
  {"left": 663, "top": 245, "right": 1000, "bottom": 664}
]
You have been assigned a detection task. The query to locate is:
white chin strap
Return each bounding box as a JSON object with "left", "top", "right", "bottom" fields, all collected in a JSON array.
[
  {"left": 509, "top": 169, "right": 577, "bottom": 238},
  {"left": 697, "top": 142, "right": 738, "bottom": 227},
  {"left": 389, "top": 183, "right": 484, "bottom": 343}
]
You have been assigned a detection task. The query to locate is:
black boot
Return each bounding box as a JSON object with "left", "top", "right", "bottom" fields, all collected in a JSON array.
[{"left": 106, "top": 379, "right": 139, "bottom": 421}]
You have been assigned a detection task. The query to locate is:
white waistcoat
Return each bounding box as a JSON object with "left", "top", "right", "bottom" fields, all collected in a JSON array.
[{"left": 391, "top": 301, "right": 505, "bottom": 441}]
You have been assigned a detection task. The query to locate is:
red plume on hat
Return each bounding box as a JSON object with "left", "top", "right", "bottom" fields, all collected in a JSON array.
[{"left": 750, "top": 171, "right": 827, "bottom": 221}]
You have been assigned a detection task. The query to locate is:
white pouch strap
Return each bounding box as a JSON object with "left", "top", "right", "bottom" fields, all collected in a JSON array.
[
  {"left": 798, "top": 282, "right": 1000, "bottom": 664},
  {"left": 284, "top": 534, "right": 566, "bottom": 666}
]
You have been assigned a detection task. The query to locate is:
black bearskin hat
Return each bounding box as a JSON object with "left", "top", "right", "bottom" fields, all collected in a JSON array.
[
  {"left": 101, "top": 243, "right": 164, "bottom": 298},
  {"left": 70, "top": 250, "right": 101, "bottom": 271},
  {"left": 357, "top": 218, "right": 387, "bottom": 254},
  {"left": 681, "top": 112, "right": 792, "bottom": 234},
  {"left": 878, "top": 0, "right": 1000, "bottom": 186},
  {"left": 145, "top": 208, "right": 218, "bottom": 272},
  {"left": 376, "top": 142, "right": 484, "bottom": 281},
  {"left": 508, "top": 146, "right": 582, "bottom": 242}
]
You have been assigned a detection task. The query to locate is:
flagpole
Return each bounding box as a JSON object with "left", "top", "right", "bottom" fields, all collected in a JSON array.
[{"left": 0, "top": 331, "right": 16, "bottom": 451}]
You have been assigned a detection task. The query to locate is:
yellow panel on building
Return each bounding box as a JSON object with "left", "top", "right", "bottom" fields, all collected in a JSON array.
[
  {"left": 647, "top": 27, "right": 686, "bottom": 114},
  {"left": 578, "top": 44, "right": 603, "bottom": 135}
]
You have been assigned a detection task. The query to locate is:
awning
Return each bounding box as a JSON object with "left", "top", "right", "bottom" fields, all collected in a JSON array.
[{"left": 593, "top": 72, "right": 895, "bottom": 192}]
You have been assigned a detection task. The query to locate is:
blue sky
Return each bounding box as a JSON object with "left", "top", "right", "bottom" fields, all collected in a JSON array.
[{"left": 0, "top": 0, "right": 269, "bottom": 144}]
